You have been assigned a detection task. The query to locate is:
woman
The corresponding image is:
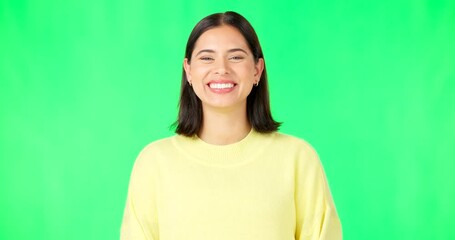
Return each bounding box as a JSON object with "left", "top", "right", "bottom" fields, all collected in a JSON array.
[{"left": 121, "top": 11, "right": 342, "bottom": 240}]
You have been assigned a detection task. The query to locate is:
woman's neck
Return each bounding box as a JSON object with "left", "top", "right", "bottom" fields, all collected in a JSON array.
[{"left": 198, "top": 105, "right": 251, "bottom": 145}]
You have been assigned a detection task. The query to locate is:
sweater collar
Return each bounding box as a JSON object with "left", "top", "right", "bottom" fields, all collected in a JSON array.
[{"left": 173, "top": 129, "right": 274, "bottom": 167}]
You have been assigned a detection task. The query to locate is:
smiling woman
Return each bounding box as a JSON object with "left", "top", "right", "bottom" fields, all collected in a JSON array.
[
  {"left": 183, "top": 25, "right": 264, "bottom": 127},
  {"left": 176, "top": 12, "right": 280, "bottom": 139},
  {"left": 120, "top": 11, "right": 342, "bottom": 240}
]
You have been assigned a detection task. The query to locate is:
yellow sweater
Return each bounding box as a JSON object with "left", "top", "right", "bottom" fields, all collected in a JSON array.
[{"left": 121, "top": 130, "right": 342, "bottom": 240}]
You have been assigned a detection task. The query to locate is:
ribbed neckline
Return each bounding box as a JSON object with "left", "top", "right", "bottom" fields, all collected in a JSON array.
[{"left": 172, "top": 129, "right": 275, "bottom": 167}]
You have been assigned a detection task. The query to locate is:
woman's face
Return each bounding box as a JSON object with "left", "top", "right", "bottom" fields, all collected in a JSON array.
[{"left": 184, "top": 25, "right": 264, "bottom": 111}]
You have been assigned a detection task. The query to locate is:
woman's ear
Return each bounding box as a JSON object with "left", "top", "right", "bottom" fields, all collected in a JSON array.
[
  {"left": 254, "top": 58, "right": 264, "bottom": 82},
  {"left": 183, "top": 58, "right": 191, "bottom": 83}
]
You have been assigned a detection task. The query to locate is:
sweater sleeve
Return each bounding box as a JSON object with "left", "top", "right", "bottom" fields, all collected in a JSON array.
[
  {"left": 294, "top": 144, "right": 342, "bottom": 240},
  {"left": 120, "top": 148, "right": 159, "bottom": 240}
]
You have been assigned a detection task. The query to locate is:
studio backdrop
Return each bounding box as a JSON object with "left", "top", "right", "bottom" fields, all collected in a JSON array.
[{"left": 1, "top": 0, "right": 454, "bottom": 239}]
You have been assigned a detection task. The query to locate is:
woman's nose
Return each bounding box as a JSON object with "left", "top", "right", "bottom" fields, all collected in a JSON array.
[{"left": 214, "top": 59, "right": 229, "bottom": 75}]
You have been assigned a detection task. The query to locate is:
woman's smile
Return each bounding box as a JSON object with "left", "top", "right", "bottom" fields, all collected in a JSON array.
[{"left": 207, "top": 80, "right": 237, "bottom": 93}]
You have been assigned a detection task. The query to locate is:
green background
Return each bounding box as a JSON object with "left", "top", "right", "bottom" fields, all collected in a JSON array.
[{"left": 1, "top": 0, "right": 454, "bottom": 239}]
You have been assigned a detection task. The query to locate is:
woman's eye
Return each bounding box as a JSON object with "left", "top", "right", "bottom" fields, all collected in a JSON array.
[
  {"left": 200, "top": 57, "right": 214, "bottom": 61},
  {"left": 229, "top": 56, "right": 244, "bottom": 61}
]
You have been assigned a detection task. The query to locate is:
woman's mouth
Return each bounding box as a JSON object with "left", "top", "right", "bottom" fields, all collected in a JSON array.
[
  {"left": 207, "top": 81, "right": 237, "bottom": 93},
  {"left": 208, "top": 82, "right": 235, "bottom": 89}
]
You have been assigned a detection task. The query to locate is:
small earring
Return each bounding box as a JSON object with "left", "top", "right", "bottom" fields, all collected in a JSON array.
[
  {"left": 255, "top": 82, "right": 259, "bottom": 87},
  {"left": 188, "top": 81, "right": 192, "bottom": 86}
]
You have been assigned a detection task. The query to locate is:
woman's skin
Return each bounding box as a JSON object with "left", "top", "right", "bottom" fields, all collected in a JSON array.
[{"left": 183, "top": 25, "right": 264, "bottom": 145}]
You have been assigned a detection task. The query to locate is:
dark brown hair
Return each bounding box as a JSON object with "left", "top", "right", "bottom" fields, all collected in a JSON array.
[{"left": 175, "top": 11, "right": 281, "bottom": 136}]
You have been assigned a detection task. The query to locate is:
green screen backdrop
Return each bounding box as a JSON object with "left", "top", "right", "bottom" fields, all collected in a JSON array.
[{"left": 1, "top": 0, "right": 454, "bottom": 239}]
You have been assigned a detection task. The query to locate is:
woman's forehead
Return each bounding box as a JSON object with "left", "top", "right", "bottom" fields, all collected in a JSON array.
[{"left": 193, "top": 25, "right": 250, "bottom": 52}]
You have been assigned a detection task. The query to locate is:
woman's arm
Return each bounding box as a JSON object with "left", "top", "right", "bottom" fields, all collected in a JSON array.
[
  {"left": 120, "top": 149, "right": 159, "bottom": 240},
  {"left": 294, "top": 144, "right": 342, "bottom": 240}
]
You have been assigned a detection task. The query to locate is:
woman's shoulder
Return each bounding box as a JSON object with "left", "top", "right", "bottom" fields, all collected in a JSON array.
[
  {"left": 267, "top": 131, "right": 321, "bottom": 163},
  {"left": 271, "top": 131, "right": 316, "bottom": 150},
  {"left": 133, "top": 135, "right": 180, "bottom": 161},
  {"left": 142, "top": 135, "right": 176, "bottom": 150}
]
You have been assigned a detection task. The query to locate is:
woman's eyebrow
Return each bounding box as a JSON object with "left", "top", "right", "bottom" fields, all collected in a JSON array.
[
  {"left": 227, "top": 48, "right": 248, "bottom": 54},
  {"left": 195, "top": 48, "right": 248, "bottom": 57},
  {"left": 195, "top": 49, "right": 215, "bottom": 57}
]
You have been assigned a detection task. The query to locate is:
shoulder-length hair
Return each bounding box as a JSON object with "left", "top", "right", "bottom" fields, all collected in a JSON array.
[{"left": 175, "top": 11, "right": 281, "bottom": 136}]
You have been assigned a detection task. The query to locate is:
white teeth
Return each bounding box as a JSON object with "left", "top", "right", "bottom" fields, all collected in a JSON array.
[{"left": 209, "top": 83, "right": 234, "bottom": 89}]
